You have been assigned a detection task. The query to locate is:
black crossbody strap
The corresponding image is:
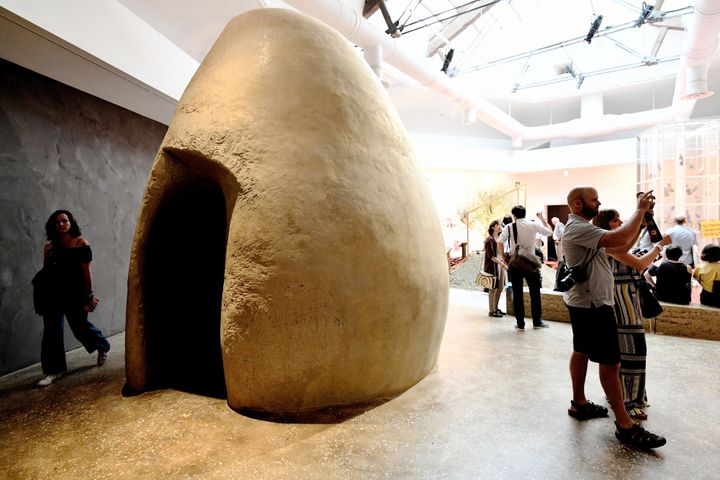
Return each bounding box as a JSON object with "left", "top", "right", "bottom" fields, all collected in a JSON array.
[
  {"left": 564, "top": 246, "right": 599, "bottom": 269},
  {"left": 562, "top": 218, "right": 599, "bottom": 269}
]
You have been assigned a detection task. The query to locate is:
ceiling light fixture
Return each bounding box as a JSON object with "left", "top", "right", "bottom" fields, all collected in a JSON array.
[
  {"left": 441, "top": 48, "right": 455, "bottom": 74},
  {"left": 376, "top": 0, "right": 402, "bottom": 37},
  {"left": 565, "top": 63, "right": 578, "bottom": 78},
  {"left": 585, "top": 15, "right": 604, "bottom": 43},
  {"left": 635, "top": 2, "right": 655, "bottom": 28},
  {"left": 576, "top": 74, "right": 586, "bottom": 89}
]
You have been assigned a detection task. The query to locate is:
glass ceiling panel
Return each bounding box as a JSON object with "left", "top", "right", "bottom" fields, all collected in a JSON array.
[{"left": 368, "top": 0, "right": 694, "bottom": 101}]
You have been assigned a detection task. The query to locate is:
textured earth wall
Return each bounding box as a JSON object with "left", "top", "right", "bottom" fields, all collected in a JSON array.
[{"left": 125, "top": 9, "right": 449, "bottom": 415}]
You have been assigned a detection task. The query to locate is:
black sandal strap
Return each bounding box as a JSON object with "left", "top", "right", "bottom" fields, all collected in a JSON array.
[{"left": 615, "top": 423, "right": 666, "bottom": 448}]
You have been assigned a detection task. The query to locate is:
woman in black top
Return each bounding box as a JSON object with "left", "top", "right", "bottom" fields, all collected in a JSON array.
[
  {"left": 644, "top": 244, "right": 692, "bottom": 305},
  {"left": 36, "top": 210, "right": 110, "bottom": 387},
  {"left": 484, "top": 220, "right": 506, "bottom": 317}
]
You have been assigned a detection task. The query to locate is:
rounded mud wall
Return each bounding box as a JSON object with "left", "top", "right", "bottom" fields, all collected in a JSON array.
[{"left": 126, "top": 8, "right": 449, "bottom": 415}]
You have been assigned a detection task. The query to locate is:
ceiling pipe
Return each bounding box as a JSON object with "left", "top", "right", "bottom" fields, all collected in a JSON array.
[
  {"left": 282, "top": 0, "right": 719, "bottom": 143},
  {"left": 281, "top": 0, "right": 526, "bottom": 138},
  {"left": 528, "top": 0, "right": 720, "bottom": 140},
  {"left": 364, "top": 43, "right": 387, "bottom": 86},
  {"left": 675, "top": 0, "right": 720, "bottom": 108}
]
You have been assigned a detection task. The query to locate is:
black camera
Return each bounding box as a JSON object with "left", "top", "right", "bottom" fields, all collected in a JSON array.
[{"left": 555, "top": 265, "right": 588, "bottom": 292}]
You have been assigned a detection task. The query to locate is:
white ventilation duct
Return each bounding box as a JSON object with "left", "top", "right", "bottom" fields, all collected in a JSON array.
[
  {"left": 283, "top": 0, "right": 720, "bottom": 143},
  {"left": 683, "top": 63, "right": 713, "bottom": 99},
  {"left": 676, "top": 0, "right": 720, "bottom": 103},
  {"left": 581, "top": 93, "right": 604, "bottom": 119},
  {"left": 463, "top": 108, "right": 477, "bottom": 124},
  {"left": 281, "top": 0, "right": 526, "bottom": 138},
  {"left": 364, "top": 44, "right": 387, "bottom": 86}
]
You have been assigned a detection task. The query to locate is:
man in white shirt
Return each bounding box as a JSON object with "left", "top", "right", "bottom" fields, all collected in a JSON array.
[
  {"left": 666, "top": 216, "right": 698, "bottom": 267},
  {"left": 552, "top": 217, "right": 565, "bottom": 260},
  {"left": 497, "top": 205, "right": 553, "bottom": 330}
]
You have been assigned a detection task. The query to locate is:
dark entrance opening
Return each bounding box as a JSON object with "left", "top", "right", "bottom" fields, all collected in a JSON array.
[{"left": 144, "top": 178, "right": 227, "bottom": 398}]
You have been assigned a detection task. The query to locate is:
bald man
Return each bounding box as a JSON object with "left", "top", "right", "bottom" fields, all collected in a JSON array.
[
  {"left": 561, "top": 186, "right": 666, "bottom": 449},
  {"left": 666, "top": 216, "right": 697, "bottom": 267}
]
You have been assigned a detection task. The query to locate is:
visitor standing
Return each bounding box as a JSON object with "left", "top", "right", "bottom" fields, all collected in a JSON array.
[
  {"left": 35, "top": 210, "right": 110, "bottom": 387},
  {"left": 497, "top": 206, "right": 553, "bottom": 330},
  {"left": 562, "top": 187, "right": 666, "bottom": 449},
  {"left": 484, "top": 220, "right": 506, "bottom": 318},
  {"left": 666, "top": 216, "right": 698, "bottom": 267},
  {"left": 592, "top": 209, "right": 671, "bottom": 420}
]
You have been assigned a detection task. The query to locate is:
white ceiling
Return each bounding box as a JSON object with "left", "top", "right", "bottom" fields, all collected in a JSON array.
[
  {"left": 114, "top": 0, "right": 720, "bottom": 143},
  {"left": 370, "top": 0, "right": 690, "bottom": 100},
  {"left": 3, "top": 0, "right": 720, "bottom": 146}
]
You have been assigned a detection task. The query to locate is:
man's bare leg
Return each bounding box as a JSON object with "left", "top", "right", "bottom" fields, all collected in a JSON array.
[
  {"left": 598, "top": 362, "right": 634, "bottom": 429},
  {"left": 569, "top": 351, "right": 589, "bottom": 407}
]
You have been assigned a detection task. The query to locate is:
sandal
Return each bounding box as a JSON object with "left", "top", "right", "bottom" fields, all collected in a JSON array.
[
  {"left": 615, "top": 422, "right": 666, "bottom": 449},
  {"left": 627, "top": 407, "right": 648, "bottom": 420},
  {"left": 568, "top": 400, "right": 609, "bottom": 420}
]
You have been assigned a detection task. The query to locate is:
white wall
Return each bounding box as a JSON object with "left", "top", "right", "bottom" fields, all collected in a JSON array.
[
  {"left": 0, "top": 0, "right": 198, "bottom": 99},
  {"left": 416, "top": 134, "right": 639, "bottom": 251}
]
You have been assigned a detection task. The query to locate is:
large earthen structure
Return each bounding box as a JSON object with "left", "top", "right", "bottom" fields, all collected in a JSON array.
[{"left": 125, "top": 9, "right": 449, "bottom": 415}]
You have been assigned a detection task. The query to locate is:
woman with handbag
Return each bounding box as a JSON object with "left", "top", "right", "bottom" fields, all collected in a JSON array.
[
  {"left": 483, "top": 220, "right": 506, "bottom": 318},
  {"left": 593, "top": 209, "right": 671, "bottom": 419},
  {"left": 35, "top": 210, "right": 110, "bottom": 387}
]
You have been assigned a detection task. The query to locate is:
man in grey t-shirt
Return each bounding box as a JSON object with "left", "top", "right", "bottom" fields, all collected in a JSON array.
[{"left": 562, "top": 186, "right": 666, "bottom": 449}]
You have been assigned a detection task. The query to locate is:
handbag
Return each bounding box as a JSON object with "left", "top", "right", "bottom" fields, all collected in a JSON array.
[
  {"left": 475, "top": 271, "right": 496, "bottom": 290},
  {"left": 31, "top": 267, "right": 51, "bottom": 315},
  {"left": 507, "top": 223, "right": 541, "bottom": 273},
  {"left": 554, "top": 258, "right": 570, "bottom": 291},
  {"left": 637, "top": 278, "right": 663, "bottom": 318}
]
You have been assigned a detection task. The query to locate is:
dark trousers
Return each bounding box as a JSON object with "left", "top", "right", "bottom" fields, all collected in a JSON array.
[
  {"left": 508, "top": 265, "right": 543, "bottom": 328},
  {"left": 700, "top": 289, "right": 720, "bottom": 308},
  {"left": 41, "top": 306, "right": 110, "bottom": 374}
]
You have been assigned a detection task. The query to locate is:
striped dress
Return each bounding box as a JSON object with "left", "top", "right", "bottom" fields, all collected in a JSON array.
[{"left": 609, "top": 257, "right": 647, "bottom": 408}]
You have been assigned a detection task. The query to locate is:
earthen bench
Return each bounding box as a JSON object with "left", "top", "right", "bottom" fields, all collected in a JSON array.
[{"left": 506, "top": 288, "right": 720, "bottom": 341}]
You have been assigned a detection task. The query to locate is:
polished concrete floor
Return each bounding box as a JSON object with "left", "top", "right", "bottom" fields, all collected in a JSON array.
[{"left": 1, "top": 289, "right": 719, "bottom": 479}]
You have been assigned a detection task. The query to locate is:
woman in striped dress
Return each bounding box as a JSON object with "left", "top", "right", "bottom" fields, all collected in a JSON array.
[{"left": 593, "top": 209, "right": 671, "bottom": 420}]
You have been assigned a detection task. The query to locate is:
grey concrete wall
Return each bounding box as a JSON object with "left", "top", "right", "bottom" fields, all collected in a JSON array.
[{"left": 0, "top": 58, "right": 167, "bottom": 375}]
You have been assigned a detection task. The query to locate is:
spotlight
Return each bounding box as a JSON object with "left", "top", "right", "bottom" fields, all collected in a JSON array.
[
  {"left": 635, "top": 2, "right": 655, "bottom": 27},
  {"left": 585, "top": 15, "right": 603, "bottom": 43},
  {"left": 386, "top": 20, "right": 402, "bottom": 38},
  {"left": 576, "top": 74, "right": 585, "bottom": 89},
  {"left": 441, "top": 48, "right": 455, "bottom": 74},
  {"left": 565, "top": 63, "right": 578, "bottom": 79}
]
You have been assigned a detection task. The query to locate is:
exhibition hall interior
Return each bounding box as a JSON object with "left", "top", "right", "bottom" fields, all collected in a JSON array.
[{"left": 1, "top": 1, "right": 719, "bottom": 478}]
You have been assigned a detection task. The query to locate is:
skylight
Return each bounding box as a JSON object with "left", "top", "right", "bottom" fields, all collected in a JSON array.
[{"left": 368, "top": 0, "right": 693, "bottom": 101}]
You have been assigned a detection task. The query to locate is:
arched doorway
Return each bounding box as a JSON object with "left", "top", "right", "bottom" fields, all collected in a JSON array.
[{"left": 144, "top": 178, "right": 227, "bottom": 398}]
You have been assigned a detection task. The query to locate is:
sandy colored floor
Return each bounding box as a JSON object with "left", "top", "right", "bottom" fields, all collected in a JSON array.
[{"left": 1, "top": 288, "right": 719, "bottom": 479}]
